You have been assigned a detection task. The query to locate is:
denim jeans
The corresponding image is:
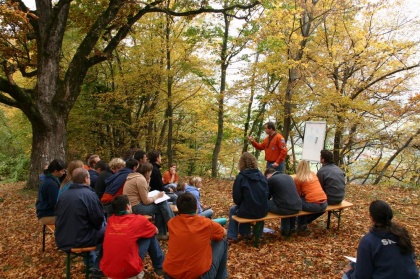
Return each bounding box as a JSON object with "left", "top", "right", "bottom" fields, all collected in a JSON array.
[
  {"left": 137, "top": 237, "right": 164, "bottom": 269},
  {"left": 227, "top": 205, "right": 251, "bottom": 240},
  {"left": 268, "top": 200, "right": 299, "bottom": 232},
  {"left": 298, "top": 198, "right": 327, "bottom": 227},
  {"left": 199, "top": 209, "right": 214, "bottom": 219},
  {"left": 201, "top": 239, "right": 228, "bottom": 279},
  {"left": 266, "top": 161, "right": 285, "bottom": 173},
  {"left": 132, "top": 201, "right": 175, "bottom": 236}
]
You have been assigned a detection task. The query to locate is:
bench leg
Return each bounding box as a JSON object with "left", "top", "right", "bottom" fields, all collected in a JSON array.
[
  {"left": 326, "top": 209, "right": 343, "bottom": 230},
  {"left": 252, "top": 221, "right": 264, "bottom": 248},
  {"left": 83, "top": 252, "right": 90, "bottom": 279},
  {"left": 66, "top": 252, "right": 71, "bottom": 279},
  {"left": 42, "top": 225, "right": 46, "bottom": 252}
]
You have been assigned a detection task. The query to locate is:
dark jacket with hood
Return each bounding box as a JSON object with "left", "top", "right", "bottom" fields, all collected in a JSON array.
[
  {"left": 346, "top": 228, "right": 419, "bottom": 279},
  {"left": 232, "top": 168, "right": 269, "bottom": 218}
]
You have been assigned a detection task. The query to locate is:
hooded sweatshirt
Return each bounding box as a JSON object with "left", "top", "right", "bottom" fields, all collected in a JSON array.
[
  {"left": 232, "top": 168, "right": 269, "bottom": 218},
  {"left": 346, "top": 228, "right": 419, "bottom": 279}
]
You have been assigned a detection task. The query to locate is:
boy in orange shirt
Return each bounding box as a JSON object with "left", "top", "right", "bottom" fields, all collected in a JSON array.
[{"left": 163, "top": 193, "right": 228, "bottom": 279}]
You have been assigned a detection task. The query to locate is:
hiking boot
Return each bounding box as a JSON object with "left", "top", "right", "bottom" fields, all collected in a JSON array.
[
  {"left": 89, "top": 269, "right": 104, "bottom": 278},
  {"left": 154, "top": 268, "right": 164, "bottom": 276}
]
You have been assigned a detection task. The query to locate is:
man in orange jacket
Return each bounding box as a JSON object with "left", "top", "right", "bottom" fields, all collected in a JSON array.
[{"left": 248, "top": 121, "right": 288, "bottom": 173}]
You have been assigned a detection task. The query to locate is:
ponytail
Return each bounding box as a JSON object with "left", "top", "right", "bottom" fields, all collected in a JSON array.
[{"left": 389, "top": 222, "right": 414, "bottom": 255}]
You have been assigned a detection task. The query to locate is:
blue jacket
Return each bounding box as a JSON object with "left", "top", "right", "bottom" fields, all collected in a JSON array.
[
  {"left": 104, "top": 167, "right": 133, "bottom": 195},
  {"left": 88, "top": 169, "right": 99, "bottom": 189},
  {"left": 232, "top": 169, "right": 269, "bottom": 218},
  {"left": 346, "top": 229, "right": 419, "bottom": 279},
  {"left": 36, "top": 174, "right": 60, "bottom": 219},
  {"left": 55, "top": 183, "right": 105, "bottom": 251},
  {"left": 185, "top": 185, "right": 203, "bottom": 213}
]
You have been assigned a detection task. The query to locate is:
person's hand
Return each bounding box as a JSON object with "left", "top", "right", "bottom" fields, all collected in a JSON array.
[
  {"left": 155, "top": 191, "right": 164, "bottom": 199},
  {"left": 247, "top": 135, "right": 254, "bottom": 142},
  {"left": 155, "top": 227, "right": 159, "bottom": 235},
  {"left": 168, "top": 187, "right": 174, "bottom": 193},
  {"left": 343, "top": 264, "right": 353, "bottom": 273},
  {"left": 272, "top": 162, "right": 279, "bottom": 168}
]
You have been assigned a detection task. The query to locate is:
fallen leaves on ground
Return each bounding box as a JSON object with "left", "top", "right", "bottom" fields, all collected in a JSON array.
[{"left": 0, "top": 180, "right": 418, "bottom": 278}]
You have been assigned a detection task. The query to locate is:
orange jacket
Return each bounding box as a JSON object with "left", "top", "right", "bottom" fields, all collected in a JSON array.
[
  {"left": 294, "top": 173, "right": 327, "bottom": 203},
  {"left": 162, "top": 170, "right": 178, "bottom": 185},
  {"left": 251, "top": 132, "right": 287, "bottom": 164}
]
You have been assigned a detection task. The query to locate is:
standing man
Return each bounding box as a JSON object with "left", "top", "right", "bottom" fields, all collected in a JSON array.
[
  {"left": 248, "top": 121, "right": 288, "bottom": 173},
  {"left": 163, "top": 192, "right": 228, "bottom": 279},
  {"left": 317, "top": 150, "right": 346, "bottom": 205},
  {"left": 55, "top": 167, "right": 106, "bottom": 278}
]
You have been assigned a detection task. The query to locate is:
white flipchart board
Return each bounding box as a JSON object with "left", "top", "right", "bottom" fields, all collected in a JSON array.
[{"left": 301, "top": 121, "right": 327, "bottom": 162}]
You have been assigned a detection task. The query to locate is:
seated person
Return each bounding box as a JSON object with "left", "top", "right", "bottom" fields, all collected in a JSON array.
[
  {"left": 58, "top": 160, "right": 84, "bottom": 198},
  {"left": 95, "top": 158, "right": 125, "bottom": 200},
  {"left": 185, "top": 177, "right": 213, "bottom": 218},
  {"left": 317, "top": 150, "right": 346, "bottom": 205},
  {"left": 293, "top": 160, "right": 327, "bottom": 234},
  {"left": 227, "top": 152, "right": 268, "bottom": 243},
  {"left": 148, "top": 150, "right": 177, "bottom": 203},
  {"left": 55, "top": 168, "right": 106, "bottom": 277},
  {"left": 36, "top": 159, "right": 66, "bottom": 225},
  {"left": 174, "top": 179, "right": 186, "bottom": 196},
  {"left": 162, "top": 164, "right": 178, "bottom": 192},
  {"left": 343, "top": 200, "right": 418, "bottom": 279},
  {"left": 123, "top": 162, "right": 174, "bottom": 241},
  {"left": 101, "top": 158, "right": 138, "bottom": 214},
  {"left": 266, "top": 169, "right": 302, "bottom": 237},
  {"left": 87, "top": 155, "right": 101, "bottom": 188},
  {"left": 163, "top": 193, "right": 228, "bottom": 279},
  {"left": 100, "top": 195, "right": 164, "bottom": 278}
]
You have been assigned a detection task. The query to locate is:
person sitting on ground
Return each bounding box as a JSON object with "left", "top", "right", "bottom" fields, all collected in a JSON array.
[
  {"left": 293, "top": 160, "right": 327, "bottom": 234},
  {"left": 94, "top": 158, "right": 125, "bottom": 200},
  {"left": 58, "top": 160, "right": 84, "bottom": 198},
  {"left": 35, "top": 159, "right": 66, "bottom": 225},
  {"left": 55, "top": 168, "right": 106, "bottom": 278},
  {"left": 317, "top": 150, "right": 346, "bottom": 205},
  {"left": 266, "top": 169, "right": 302, "bottom": 237},
  {"left": 162, "top": 164, "right": 178, "bottom": 192},
  {"left": 100, "top": 195, "right": 164, "bottom": 278},
  {"left": 163, "top": 192, "right": 228, "bottom": 279},
  {"left": 343, "top": 200, "right": 418, "bottom": 279},
  {"left": 227, "top": 152, "right": 269, "bottom": 243},
  {"left": 101, "top": 158, "right": 138, "bottom": 214},
  {"left": 87, "top": 155, "right": 101, "bottom": 188},
  {"left": 174, "top": 179, "right": 186, "bottom": 196},
  {"left": 123, "top": 162, "right": 175, "bottom": 241},
  {"left": 185, "top": 176, "right": 214, "bottom": 218}
]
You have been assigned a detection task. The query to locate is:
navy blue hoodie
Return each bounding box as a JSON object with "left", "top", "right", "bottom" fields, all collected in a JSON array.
[
  {"left": 346, "top": 228, "right": 419, "bottom": 279},
  {"left": 232, "top": 169, "right": 269, "bottom": 218}
]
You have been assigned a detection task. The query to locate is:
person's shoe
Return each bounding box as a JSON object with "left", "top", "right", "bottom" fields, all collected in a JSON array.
[
  {"left": 297, "top": 225, "right": 310, "bottom": 236},
  {"left": 89, "top": 269, "right": 104, "bottom": 278},
  {"left": 227, "top": 238, "right": 238, "bottom": 245},
  {"left": 154, "top": 268, "right": 164, "bottom": 276},
  {"left": 281, "top": 230, "right": 291, "bottom": 237},
  {"left": 156, "top": 234, "right": 169, "bottom": 241}
]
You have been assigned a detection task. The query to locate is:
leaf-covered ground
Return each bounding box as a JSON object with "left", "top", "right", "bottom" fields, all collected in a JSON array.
[{"left": 0, "top": 180, "right": 418, "bottom": 278}]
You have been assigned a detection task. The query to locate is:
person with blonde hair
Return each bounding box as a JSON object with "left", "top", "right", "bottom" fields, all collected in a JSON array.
[
  {"left": 293, "top": 160, "right": 327, "bottom": 234},
  {"left": 185, "top": 176, "right": 214, "bottom": 218},
  {"left": 227, "top": 152, "right": 268, "bottom": 243},
  {"left": 94, "top": 158, "right": 125, "bottom": 199},
  {"left": 58, "top": 160, "right": 84, "bottom": 197}
]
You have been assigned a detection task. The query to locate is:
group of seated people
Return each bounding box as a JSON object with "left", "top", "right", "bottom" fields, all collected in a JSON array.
[{"left": 35, "top": 149, "right": 418, "bottom": 279}]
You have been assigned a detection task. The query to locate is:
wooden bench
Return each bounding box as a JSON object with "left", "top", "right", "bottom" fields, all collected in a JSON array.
[{"left": 232, "top": 200, "right": 353, "bottom": 247}]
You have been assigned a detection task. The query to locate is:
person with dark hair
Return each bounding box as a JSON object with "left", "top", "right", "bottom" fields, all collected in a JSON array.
[
  {"left": 343, "top": 200, "right": 418, "bottom": 279},
  {"left": 101, "top": 158, "right": 138, "bottom": 213},
  {"left": 247, "top": 121, "right": 288, "bottom": 173},
  {"left": 35, "top": 159, "right": 66, "bottom": 225},
  {"left": 227, "top": 152, "right": 269, "bottom": 243},
  {"left": 317, "top": 150, "right": 346, "bottom": 205},
  {"left": 134, "top": 150, "right": 148, "bottom": 164},
  {"left": 123, "top": 162, "right": 174, "bottom": 241},
  {"left": 264, "top": 168, "right": 276, "bottom": 179},
  {"left": 55, "top": 167, "right": 106, "bottom": 278},
  {"left": 94, "top": 158, "right": 125, "bottom": 200},
  {"left": 100, "top": 195, "right": 164, "bottom": 278},
  {"left": 267, "top": 172, "right": 302, "bottom": 237},
  {"left": 162, "top": 163, "right": 178, "bottom": 192},
  {"left": 148, "top": 150, "right": 177, "bottom": 203},
  {"left": 163, "top": 192, "right": 228, "bottom": 279}
]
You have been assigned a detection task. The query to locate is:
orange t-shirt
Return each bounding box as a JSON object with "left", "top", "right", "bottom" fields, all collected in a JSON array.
[
  {"left": 162, "top": 170, "right": 178, "bottom": 185},
  {"left": 294, "top": 173, "right": 327, "bottom": 203},
  {"left": 163, "top": 214, "right": 225, "bottom": 279}
]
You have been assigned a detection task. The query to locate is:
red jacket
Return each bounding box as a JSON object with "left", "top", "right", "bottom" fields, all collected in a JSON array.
[
  {"left": 251, "top": 132, "right": 287, "bottom": 164},
  {"left": 100, "top": 214, "right": 156, "bottom": 279}
]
